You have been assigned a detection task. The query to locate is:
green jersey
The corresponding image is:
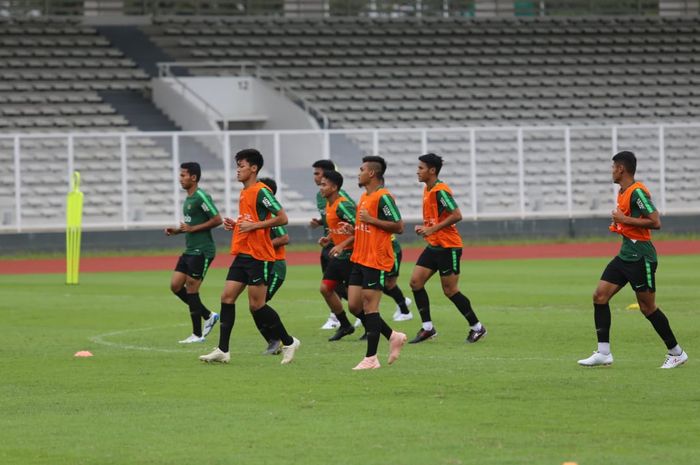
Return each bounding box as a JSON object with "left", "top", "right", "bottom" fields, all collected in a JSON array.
[
  {"left": 618, "top": 188, "right": 658, "bottom": 263},
  {"left": 183, "top": 188, "right": 219, "bottom": 257}
]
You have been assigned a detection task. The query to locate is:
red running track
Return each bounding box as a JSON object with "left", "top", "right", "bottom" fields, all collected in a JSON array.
[{"left": 2, "top": 240, "right": 699, "bottom": 275}]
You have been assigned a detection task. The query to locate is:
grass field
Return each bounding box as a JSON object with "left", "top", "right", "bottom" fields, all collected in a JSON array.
[{"left": 1, "top": 256, "right": 698, "bottom": 465}]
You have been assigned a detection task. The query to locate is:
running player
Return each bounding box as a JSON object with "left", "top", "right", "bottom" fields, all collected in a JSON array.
[
  {"left": 165, "top": 162, "right": 222, "bottom": 344},
  {"left": 251, "top": 177, "right": 289, "bottom": 356},
  {"left": 578, "top": 151, "right": 687, "bottom": 369},
  {"left": 310, "top": 159, "right": 354, "bottom": 330},
  {"left": 341, "top": 156, "right": 407, "bottom": 370},
  {"left": 317, "top": 170, "right": 357, "bottom": 342},
  {"left": 408, "top": 153, "right": 487, "bottom": 344},
  {"left": 199, "top": 149, "right": 300, "bottom": 364}
]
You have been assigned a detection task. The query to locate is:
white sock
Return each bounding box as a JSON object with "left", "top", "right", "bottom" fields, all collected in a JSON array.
[
  {"left": 470, "top": 322, "right": 483, "bottom": 332},
  {"left": 669, "top": 345, "right": 683, "bottom": 356},
  {"left": 422, "top": 321, "right": 433, "bottom": 331},
  {"left": 598, "top": 343, "right": 611, "bottom": 355}
]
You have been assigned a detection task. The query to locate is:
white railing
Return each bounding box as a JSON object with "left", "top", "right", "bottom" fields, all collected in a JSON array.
[{"left": 1, "top": 123, "right": 699, "bottom": 233}]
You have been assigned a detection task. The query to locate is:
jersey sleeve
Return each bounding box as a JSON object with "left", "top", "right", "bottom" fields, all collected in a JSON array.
[
  {"left": 337, "top": 200, "right": 356, "bottom": 225},
  {"left": 257, "top": 187, "right": 283, "bottom": 216},
  {"left": 271, "top": 224, "right": 288, "bottom": 239},
  {"left": 632, "top": 188, "right": 656, "bottom": 216},
  {"left": 378, "top": 194, "right": 401, "bottom": 222},
  {"left": 196, "top": 190, "right": 219, "bottom": 218},
  {"left": 436, "top": 190, "right": 458, "bottom": 215}
]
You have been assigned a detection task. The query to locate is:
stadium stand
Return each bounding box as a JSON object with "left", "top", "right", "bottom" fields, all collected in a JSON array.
[{"left": 2, "top": 14, "right": 700, "bottom": 229}]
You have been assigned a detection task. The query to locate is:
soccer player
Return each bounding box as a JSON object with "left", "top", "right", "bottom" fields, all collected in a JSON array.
[
  {"left": 317, "top": 170, "right": 357, "bottom": 342},
  {"left": 408, "top": 153, "right": 487, "bottom": 344},
  {"left": 251, "top": 177, "right": 289, "bottom": 355},
  {"left": 165, "top": 162, "right": 222, "bottom": 344},
  {"left": 578, "top": 151, "right": 688, "bottom": 369},
  {"left": 199, "top": 149, "right": 300, "bottom": 365},
  {"left": 341, "top": 156, "right": 407, "bottom": 370},
  {"left": 310, "top": 159, "right": 353, "bottom": 330}
]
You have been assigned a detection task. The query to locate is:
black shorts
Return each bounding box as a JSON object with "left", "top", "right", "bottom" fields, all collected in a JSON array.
[
  {"left": 601, "top": 256, "right": 657, "bottom": 292},
  {"left": 174, "top": 253, "right": 214, "bottom": 280},
  {"left": 323, "top": 257, "right": 353, "bottom": 284},
  {"left": 348, "top": 263, "right": 387, "bottom": 290},
  {"left": 416, "top": 247, "right": 462, "bottom": 276},
  {"left": 226, "top": 254, "right": 272, "bottom": 286},
  {"left": 387, "top": 246, "right": 402, "bottom": 278},
  {"left": 320, "top": 243, "right": 332, "bottom": 272}
]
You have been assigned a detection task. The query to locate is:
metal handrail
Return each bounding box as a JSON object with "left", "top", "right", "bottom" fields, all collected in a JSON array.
[
  {"left": 157, "top": 60, "right": 332, "bottom": 129},
  {"left": 158, "top": 63, "right": 228, "bottom": 130}
]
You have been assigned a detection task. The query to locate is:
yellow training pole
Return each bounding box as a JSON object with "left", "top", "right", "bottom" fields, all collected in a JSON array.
[{"left": 66, "top": 171, "right": 84, "bottom": 285}]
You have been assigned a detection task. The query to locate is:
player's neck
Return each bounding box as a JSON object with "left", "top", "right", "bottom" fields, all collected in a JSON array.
[
  {"left": 364, "top": 178, "right": 382, "bottom": 194},
  {"left": 327, "top": 192, "right": 339, "bottom": 205},
  {"left": 242, "top": 177, "right": 257, "bottom": 189},
  {"left": 618, "top": 177, "right": 635, "bottom": 192},
  {"left": 186, "top": 184, "right": 198, "bottom": 196},
  {"left": 425, "top": 177, "right": 439, "bottom": 190}
]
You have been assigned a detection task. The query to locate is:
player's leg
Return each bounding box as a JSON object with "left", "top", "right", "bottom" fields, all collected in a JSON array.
[
  {"left": 385, "top": 249, "right": 412, "bottom": 321},
  {"left": 249, "top": 262, "right": 299, "bottom": 364},
  {"left": 578, "top": 257, "right": 626, "bottom": 366},
  {"left": 170, "top": 267, "right": 189, "bottom": 304},
  {"left": 440, "top": 273, "right": 486, "bottom": 343},
  {"left": 323, "top": 258, "right": 356, "bottom": 341},
  {"left": 353, "top": 269, "right": 406, "bottom": 370},
  {"left": 409, "top": 249, "right": 438, "bottom": 343},
  {"left": 632, "top": 260, "right": 687, "bottom": 368},
  {"left": 319, "top": 244, "right": 341, "bottom": 329},
  {"left": 255, "top": 262, "right": 285, "bottom": 355}
]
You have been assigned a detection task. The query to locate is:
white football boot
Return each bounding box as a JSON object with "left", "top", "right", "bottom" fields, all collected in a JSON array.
[{"left": 577, "top": 351, "right": 613, "bottom": 367}]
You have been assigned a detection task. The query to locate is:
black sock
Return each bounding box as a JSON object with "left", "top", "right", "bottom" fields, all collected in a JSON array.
[
  {"left": 174, "top": 287, "right": 188, "bottom": 304},
  {"left": 252, "top": 310, "right": 275, "bottom": 342},
  {"left": 335, "top": 283, "right": 348, "bottom": 301},
  {"left": 384, "top": 286, "right": 409, "bottom": 313},
  {"left": 449, "top": 292, "right": 479, "bottom": 326},
  {"left": 355, "top": 311, "right": 366, "bottom": 328},
  {"left": 218, "top": 303, "right": 236, "bottom": 352},
  {"left": 594, "top": 303, "right": 611, "bottom": 343},
  {"left": 336, "top": 311, "right": 351, "bottom": 328},
  {"left": 187, "top": 293, "right": 212, "bottom": 321},
  {"left": 379, "top": 316, "right": 393, "bottom": 340},
  {"left": 646, "top": 308, "right": 679, "bottom": 350},
  {"left": 413, "top": 287, "right": 431, "bottom": 322},
  {"left": 187, "top": 293, "right": 203, "bottom": 336},
  {"left": 364, "top": 313, "right": 381, "bottom": 357},
  {"left": 256, "top": 304, "right": 293, "bottom": 346}
]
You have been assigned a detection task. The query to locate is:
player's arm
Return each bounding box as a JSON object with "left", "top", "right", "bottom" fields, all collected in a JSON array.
[
  {"left": 611, "top": 189, "right": 661, "bottom": 230},
  {"left": 271, "top": 225, "right": 290, "bottom": 248},
  {"left": 360, "top": 194, "right": 404, "bottom": 234},
  {"left": 239, "top": 188, "right": 288, "bottom": 232},
  {"left": 180, "top": 214, "right": 223, "bottom": 233},
  {"left": 416, "top": 191, "right": 461, "bottom": 237}
]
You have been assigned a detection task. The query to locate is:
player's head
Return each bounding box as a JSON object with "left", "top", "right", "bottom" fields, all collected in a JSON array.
[
  {"left": 312, "top": 159, "right": 336, "bottom": 186},
  {"left": 359, "top": 155, "right": 386, "bottom": 187},
  {"left": 417, "top": 153, "right": 443, "bottom": 182},
  {"left": 179, "top": 162, "right": 201, "bottom": 190},
  {"left": 258, "top": 177, "right": 277, "bottom": 195},
  {"left": 235, "top": 149, "right": 264, "bottom": 182},
  {"left": 319, "top": 170, "right": 343, "bottom": 199},
  {"left": 612, "top": 150, "right": 636, "bottom": 182}
]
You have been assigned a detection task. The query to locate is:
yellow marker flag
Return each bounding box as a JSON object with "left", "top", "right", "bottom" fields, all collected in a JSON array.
[{"left": 66, "top": 171, "right": 83, "bottom": 285}]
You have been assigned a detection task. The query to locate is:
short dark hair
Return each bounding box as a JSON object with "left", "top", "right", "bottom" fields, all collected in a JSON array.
[
  {"left": 258, "top": 177, "right": 277, "bottom": 195},
  {"left": 418, "top": 153, "right": 443, "bottom": 175},
  {"left": 322, "top": 170, "right": 343, "bottom": 190},
  {"left": 312, "top": 159, "right": 335, "bottom": 171},
  {"left": 612, "top": 151, "right": 636, "bottom": 175},
  {"left": 362, "top": 155, "right": 387, "bottom": 179},
  {"left": 235, "top": 148, "right": 264, "bottom": 171},
  {"left": 180, "top": 162, "right": 201, "bottom": 182}
]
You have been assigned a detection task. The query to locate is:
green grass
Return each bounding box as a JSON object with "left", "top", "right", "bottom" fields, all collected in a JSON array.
[{"left": 1, "top": 256, "right": 699, "bottom": 465}]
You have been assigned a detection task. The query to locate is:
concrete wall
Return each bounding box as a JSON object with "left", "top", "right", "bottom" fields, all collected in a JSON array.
[{"left": 2, "top": 215, "right": 698, "bottom": 255}]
